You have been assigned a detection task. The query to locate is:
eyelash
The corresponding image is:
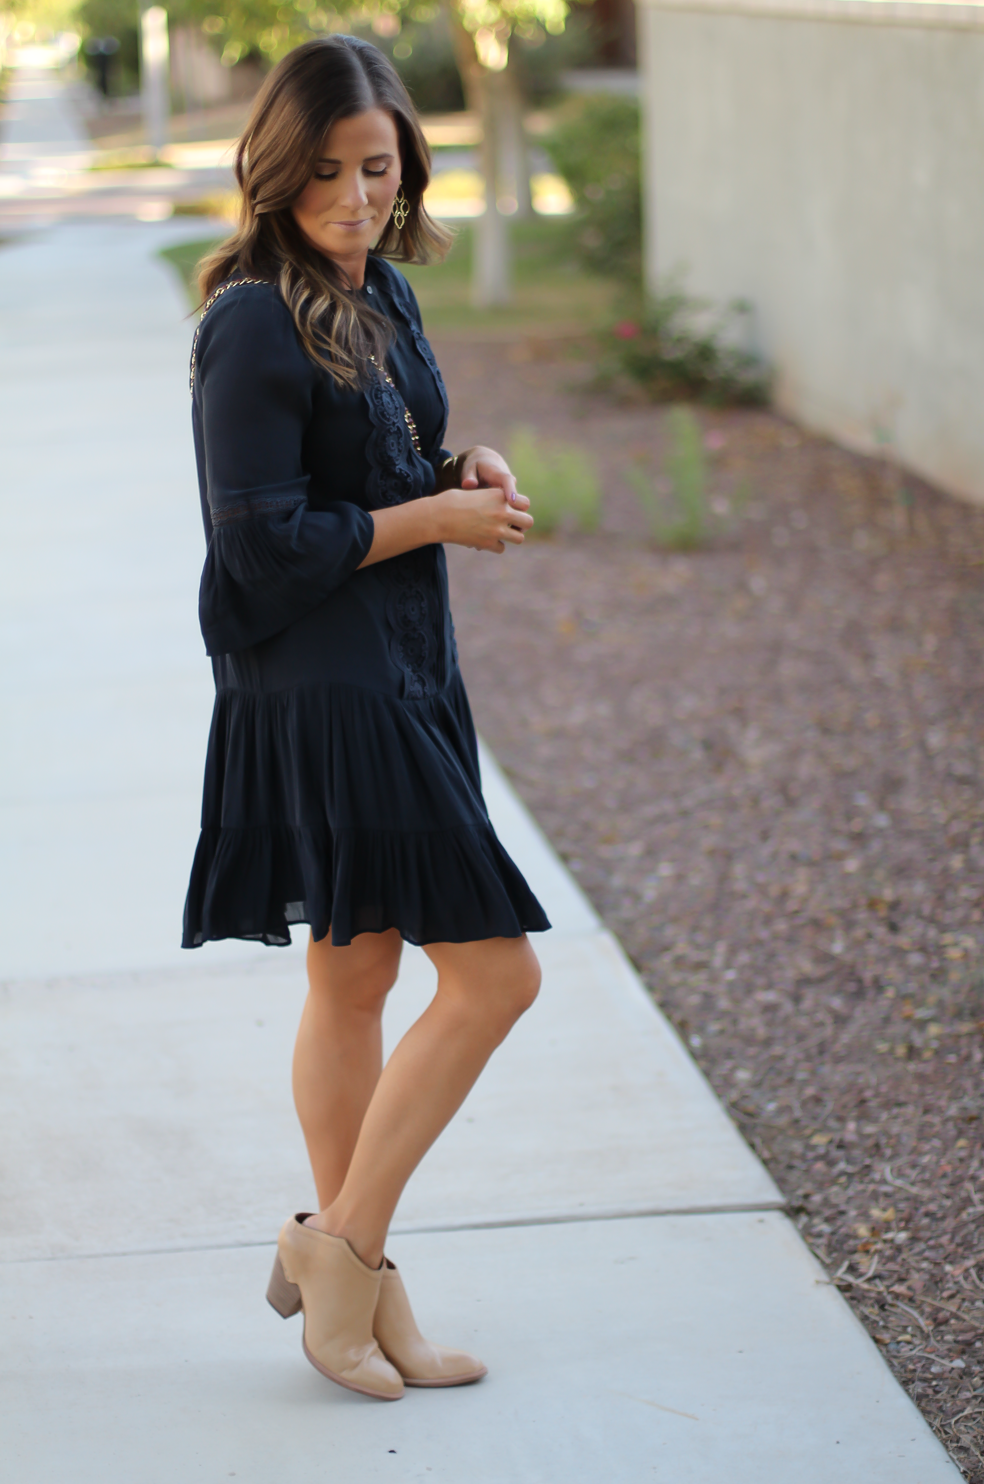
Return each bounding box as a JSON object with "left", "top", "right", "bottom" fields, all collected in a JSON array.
[{"left": 314, "top": 167, "right": 390, "bottom": 180}]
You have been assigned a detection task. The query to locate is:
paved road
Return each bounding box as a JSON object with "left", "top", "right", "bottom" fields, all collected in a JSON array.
[{"left": 0, "top": 211, "right": 962, "bottom": 1484}]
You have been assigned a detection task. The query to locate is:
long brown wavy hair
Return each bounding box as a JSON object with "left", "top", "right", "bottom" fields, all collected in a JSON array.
[{"left": 198, "top": 36, "right": 453, "bottom": 389}]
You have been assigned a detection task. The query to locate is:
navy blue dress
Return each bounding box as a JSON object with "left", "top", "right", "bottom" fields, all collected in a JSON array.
[{"left": 182, "top": 255, "right": 550, "bottom": 949}]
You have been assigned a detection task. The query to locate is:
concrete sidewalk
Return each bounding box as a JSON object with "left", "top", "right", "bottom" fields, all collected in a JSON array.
[
  {"left": 0, "top": 67, "right": 93, "bottom": 177},
  {"left": 0, "top": 222, "right": 962, "bottom": 1482},
  {"left": 0, "top": 68, "right": 229, "bottom": 230}
]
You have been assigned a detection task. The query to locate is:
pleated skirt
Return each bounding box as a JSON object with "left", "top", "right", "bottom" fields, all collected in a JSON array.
[{"left": 182, "top": 671, "right": 550, "bottom": 948}]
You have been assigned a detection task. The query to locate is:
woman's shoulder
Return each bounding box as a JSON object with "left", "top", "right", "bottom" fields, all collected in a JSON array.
[
  {"left": 199, "top": 276, "right": 293, "bottom": 337},
  {"left": 193, "top": 277, "right": 312, "bottom": 389}
]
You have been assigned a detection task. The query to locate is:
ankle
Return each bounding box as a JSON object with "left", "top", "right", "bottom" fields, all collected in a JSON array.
[{"left": 305, "top": 1208, "right": 384, "bottom": 1271}]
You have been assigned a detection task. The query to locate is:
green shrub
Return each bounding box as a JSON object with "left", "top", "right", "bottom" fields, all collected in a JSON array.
[
  {"left": 602, "top": 284, "right": 770, "bottom": 405},
  {"left": 544, "top": 94, "right": 642, "bottom": 282},
  {"left": 509, "top": 427, "right": 601, "bottom": 535},
  {"left": 628, "top": 407, "right": 710, "bottom": 550},
  {"left": 544, "top": 97, "right": 768, "bottom": 405}
]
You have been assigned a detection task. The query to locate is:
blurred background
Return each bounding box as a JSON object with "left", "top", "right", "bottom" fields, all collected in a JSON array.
[
  {"left": 0, "top": 0, "right": 642, "bottom": 313},
  {"left": 2, "top": 1, "right": 983, "bottom": 1476}
]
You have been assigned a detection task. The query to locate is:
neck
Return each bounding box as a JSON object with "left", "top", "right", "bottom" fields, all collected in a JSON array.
[{"left": 328, "top": 247, "right": 369, "bottom": 291}]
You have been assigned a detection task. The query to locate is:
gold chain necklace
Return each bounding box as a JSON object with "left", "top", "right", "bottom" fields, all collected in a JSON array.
[
  {"left": 367, "top": 354, "right": 422, "bottom": 456},
  {"left": 190, "top": 283, "right": 423, "bottom": 465}
]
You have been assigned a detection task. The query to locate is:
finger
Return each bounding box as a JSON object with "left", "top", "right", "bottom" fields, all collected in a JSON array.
[
  {"left": 459, "top": 454, "right": 482, "bottom": 489},
  {"left": 504, "top": 510, "right": 534, "bottom": 529},
  {"left": 485, "top": 468, "right": 520, "bottom": 503},
  {"left": 468, "top": 458, "right": 517, "bottom": 498}
]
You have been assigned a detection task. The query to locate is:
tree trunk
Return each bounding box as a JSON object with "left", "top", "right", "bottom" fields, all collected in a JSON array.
[
  {"left": 447, "top": 11, "right": 511, "bottom": 308},
  {"left": 473, "top": 66, "right": 512, "bottom": 305},
  {"left": 140, "top": 5, "right": 170, "bottom": 156},
  {"left": 499, "top": 61, "right": 533, "bottom": 221}
]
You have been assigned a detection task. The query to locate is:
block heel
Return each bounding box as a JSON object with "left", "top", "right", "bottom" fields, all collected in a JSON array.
[
  {"left": 274, "top": 1215, "right": 404, "bottom": 1399},
  {"left": 266, "top": 1251, "right": 303, "bottom": 1318}
]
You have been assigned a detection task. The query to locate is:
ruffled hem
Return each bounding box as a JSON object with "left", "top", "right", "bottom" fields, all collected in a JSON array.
[
  {"left": 182, "top": 672, "right": 551, "bottom": 948},
  {"left": 183, "top": 820, "right": 550, "bottom": 948}
]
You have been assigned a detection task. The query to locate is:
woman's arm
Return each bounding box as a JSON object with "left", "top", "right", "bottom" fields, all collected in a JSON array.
[
  {"left": 195, "top": 287, "right": 374, "bottom": 655},
  {"left": 358, "top": 484, "right": 533, "bottom": 568}
]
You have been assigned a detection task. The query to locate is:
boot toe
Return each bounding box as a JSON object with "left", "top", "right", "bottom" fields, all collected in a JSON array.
[
  {"left": 303, "top": 1336, "right": 405, "bottom": 1400},
  {"left": 343, "top": 1347, "right": 406, "bottom": 1399},
  {"left": 401, "top": 1343, "right": 487, "bottom": 1388}
]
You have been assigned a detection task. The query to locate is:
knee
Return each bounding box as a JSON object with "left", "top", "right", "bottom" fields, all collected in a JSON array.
[
  {"left": 484, "top": 951, "right": 542, "bottom": 1037},
  {"left": 306, "top": 930, "right": 401, "bottom": 1014},
  {"left": 508, "top": 955, "right": 542, "bottom": 1020},
  {"left": 429, "top": 939, "right": 541, "bottom": 1039}
]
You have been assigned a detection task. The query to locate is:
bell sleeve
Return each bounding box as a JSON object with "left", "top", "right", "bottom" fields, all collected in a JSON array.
[{"left": 193, "top": 285, "right": 374, "bottom": 656}]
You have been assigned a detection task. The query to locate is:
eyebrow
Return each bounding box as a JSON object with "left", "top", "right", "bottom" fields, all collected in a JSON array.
[{"left": 317, "top": 153, "right": 395, "bottom": 163}]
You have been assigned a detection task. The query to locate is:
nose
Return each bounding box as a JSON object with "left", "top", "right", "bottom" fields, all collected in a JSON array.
[{"left": 336, "top": 169, "right": 369, "bottom": 210}]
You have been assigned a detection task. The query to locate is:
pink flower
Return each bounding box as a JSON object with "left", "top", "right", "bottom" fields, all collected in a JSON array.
[
  {"left": 704, "top": 429, "right": 727, "bottom": 451},
  {"left": 613, "top": 320, "right": 641, "bottom": 340}
]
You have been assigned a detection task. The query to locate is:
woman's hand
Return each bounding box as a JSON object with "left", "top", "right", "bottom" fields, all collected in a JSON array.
[
  {"left": 430, "top": 444, "right": 532, "bottom": 551},
  {"left": 458, "top": 445, "right": 520, "bottom": 505},
  {"left": 432, "top": 485, "right": 532, "bottom": 553},
  {"left": 358, "top": 481, "right": 532, "bottom": 568}
]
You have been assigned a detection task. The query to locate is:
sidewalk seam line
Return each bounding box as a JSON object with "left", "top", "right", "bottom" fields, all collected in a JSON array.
[{"left": 0, "top": 1200, "right": 786, "bottom": 1265}]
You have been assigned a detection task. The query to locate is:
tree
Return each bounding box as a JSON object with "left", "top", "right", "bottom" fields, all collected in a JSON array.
[
  {"left": 443, "top": 0, "right": 569, "bottom": 305},
  {"left": 169, "top": 0, "right": 573, "bottom": 306}
]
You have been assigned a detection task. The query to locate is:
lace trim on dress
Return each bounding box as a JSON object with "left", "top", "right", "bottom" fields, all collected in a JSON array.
[
  {"left": 383, "top": 548, "right": 440, "bottom": 700},
  {"left": 211, "top": 493, "right": 305, "bottom": 527},
  {"left": 363, "top": 373, "right": 419, "bottom": 511},
  {"left": 363, "top": 362, "right": 443, "bottom": 700},
  {"left": 361, "top": 266, "right": 458, "bottom": 700}
]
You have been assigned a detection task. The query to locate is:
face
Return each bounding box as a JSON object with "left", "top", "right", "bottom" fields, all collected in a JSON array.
[{"left": 291, "top": 107, "right": 402, "bottom": 267}]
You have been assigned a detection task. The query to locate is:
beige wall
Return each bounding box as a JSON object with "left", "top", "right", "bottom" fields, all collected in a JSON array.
[{"left": 636, "top": 0, "right": 984, "bottom": 503}]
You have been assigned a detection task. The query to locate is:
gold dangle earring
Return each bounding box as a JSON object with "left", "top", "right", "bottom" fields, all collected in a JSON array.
[{"left": 392, "top": 187, "right": 409, "bottom": 231}]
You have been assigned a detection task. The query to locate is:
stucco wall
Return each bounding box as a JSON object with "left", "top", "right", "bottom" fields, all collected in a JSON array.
[{"left": 636, "top": 0, "right": 984, "bottom": 503}]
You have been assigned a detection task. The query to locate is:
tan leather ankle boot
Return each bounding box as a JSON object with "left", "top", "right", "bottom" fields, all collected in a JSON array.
[
  {"left": 373, "top": 1260, "right": 487, "bottom": 1387},
  {"left": 273, "top": 1215, "right": 404, "bottom": 1400}
]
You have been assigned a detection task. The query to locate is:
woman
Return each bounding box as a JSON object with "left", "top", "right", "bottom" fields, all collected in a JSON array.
[{"left": 182, "top": 36, "right": 549, "bottom": 1401}]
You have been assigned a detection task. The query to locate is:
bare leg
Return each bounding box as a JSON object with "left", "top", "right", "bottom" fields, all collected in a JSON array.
[
  {"left": 292, "top": 927, "right": 403, "bottom": 1209},
  {"left": 307, "top": 935, "right": 541, "bottom": 1268}
]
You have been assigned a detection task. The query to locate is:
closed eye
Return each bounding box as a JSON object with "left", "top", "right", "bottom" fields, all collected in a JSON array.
[
  {"left": 313, "top": 167, "right": 391, "bottom": 181},
  {"left": 314, "top": 155, "right": 394, "bottom": 181}
]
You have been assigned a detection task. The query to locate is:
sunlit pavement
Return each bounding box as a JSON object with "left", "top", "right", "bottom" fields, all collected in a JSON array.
[
  {"left": 0, "top": 66, "right": 232, "bottom": 228},
  {"left": 0, "top": 67, "right": 570, "bottom": 229},
  {"left": 0, "top": 93, "right": 963, "bottom": 1484}
]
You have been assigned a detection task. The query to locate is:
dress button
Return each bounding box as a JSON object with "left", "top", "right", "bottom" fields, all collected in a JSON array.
[{"left": 365, "top": 284, "right": 374, "bottom": 294}]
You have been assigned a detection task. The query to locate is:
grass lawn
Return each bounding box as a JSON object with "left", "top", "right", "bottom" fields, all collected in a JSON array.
[
  {"left": 158, "top": 236, "right": 216, "bottom": 308},
  {"left": 158, "top": 217, "right": 619, "bottom": 336},
  {"left": 401, "top": 218, "right": 617, "bottom": 337}
]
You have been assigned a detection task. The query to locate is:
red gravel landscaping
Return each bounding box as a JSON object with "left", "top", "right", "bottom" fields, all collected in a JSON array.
[{"left": 436, "top": 333, "right": 984, "bottom": 1482}]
